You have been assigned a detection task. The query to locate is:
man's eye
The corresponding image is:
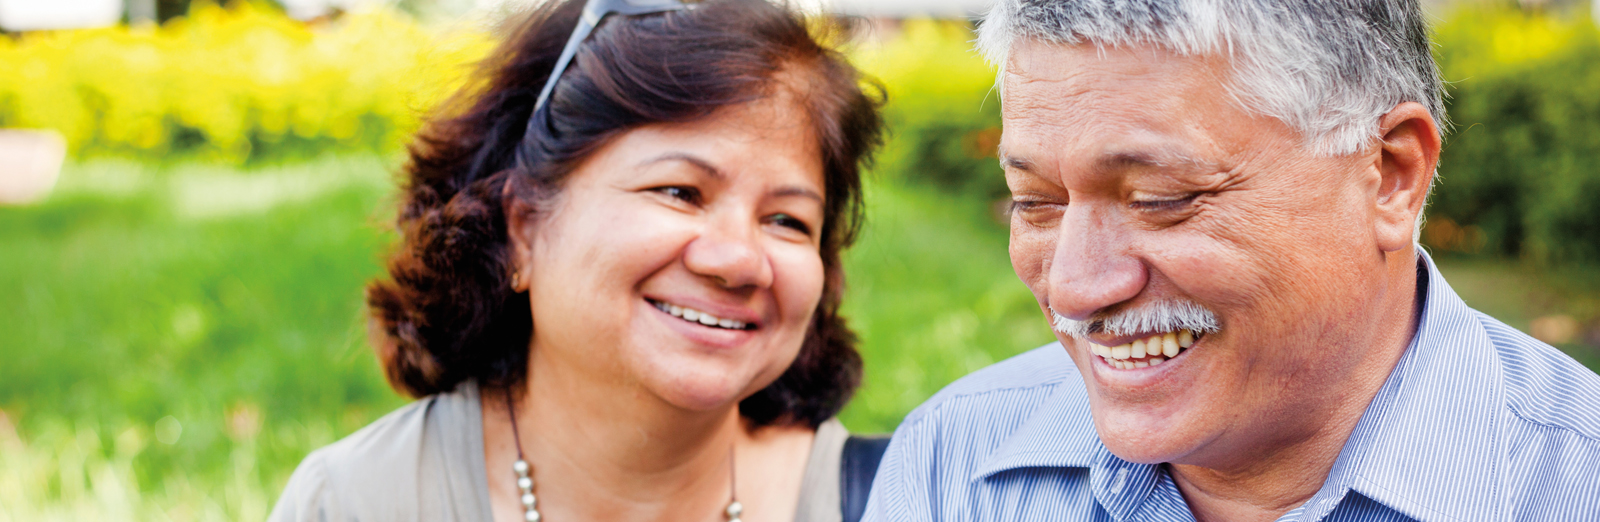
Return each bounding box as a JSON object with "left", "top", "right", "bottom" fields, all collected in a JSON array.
[
  {"left": 1131, "top": 194, "right": 1199, "bottom": 212},
  {"left": 1011, "top": 200, "right": 1055, "bottom": 214},
  {"left": 654, "top": 186, "right": 701, "bottom": 205},
  {"left": 1010, "top": 200, "right": 1064, "bottom": 227},
  {"left": 769, "top": 213, "right": 812, "bottom": 235}
]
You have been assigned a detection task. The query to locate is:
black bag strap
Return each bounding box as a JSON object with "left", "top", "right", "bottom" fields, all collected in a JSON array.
[{"left": 840, "top": 434, "right": 893, "bottom": 522}]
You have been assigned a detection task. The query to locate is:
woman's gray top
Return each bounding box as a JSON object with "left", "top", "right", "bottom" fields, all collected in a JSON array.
[{"left": 268, "top": 381, "right": 851, "bottom": 522}]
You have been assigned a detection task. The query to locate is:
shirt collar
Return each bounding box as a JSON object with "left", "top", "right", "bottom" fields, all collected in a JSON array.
[
  {"left": 1322, "top": 250, "right": 1505, "bottom": 521},
  {"left": 971, "top": 251, "right": 1506, "bottom": 521}
]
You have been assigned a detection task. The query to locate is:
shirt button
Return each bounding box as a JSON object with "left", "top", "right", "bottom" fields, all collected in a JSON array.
[{"left": 1111, "top": 469, "right": 1128, "bottom": 494}]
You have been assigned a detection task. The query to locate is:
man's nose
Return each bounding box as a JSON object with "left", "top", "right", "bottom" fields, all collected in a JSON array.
[
  {"left": 1047, "top": 206, "right": 1147, "bottom": 321},
  {"left": 682, "top": 214, "right": 773, "bottom": 290}
]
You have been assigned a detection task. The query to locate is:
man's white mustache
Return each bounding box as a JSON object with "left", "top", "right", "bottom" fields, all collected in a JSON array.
[{"left": 1052, "top": 300, "right": 1221, "bottom": 338}]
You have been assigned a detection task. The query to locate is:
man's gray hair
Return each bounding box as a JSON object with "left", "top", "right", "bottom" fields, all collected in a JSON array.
[{"left": 976, "top": 0, "right": 1447, "bottom": 157}]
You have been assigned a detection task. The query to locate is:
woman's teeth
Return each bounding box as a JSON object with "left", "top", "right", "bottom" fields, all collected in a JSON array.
[
  {"left": 1092, "top": 329, "right": 1199, "bottom": 370},
  {"left": 652, "top": 300, "right": 750, "bottom": 330}
]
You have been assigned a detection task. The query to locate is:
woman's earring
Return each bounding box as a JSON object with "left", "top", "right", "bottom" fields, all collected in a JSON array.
[{"left": 510, "top": 272, "right": 521, "bottom": 290}]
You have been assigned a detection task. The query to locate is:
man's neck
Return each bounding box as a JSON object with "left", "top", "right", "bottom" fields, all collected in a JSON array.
[{"left": 1170, "top": 250, "right": 1426, "bottom": 522}]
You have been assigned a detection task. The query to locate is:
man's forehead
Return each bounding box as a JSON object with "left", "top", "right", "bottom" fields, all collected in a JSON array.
[
  {"left": 996, "top": 42, "right": 1251, "bottom": 176},
  {"left": 1001, "top": 40, "right": 1220, "bottom": 89}
]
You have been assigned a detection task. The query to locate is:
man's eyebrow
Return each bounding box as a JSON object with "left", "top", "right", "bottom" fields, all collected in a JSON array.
[
  {"left": 1000, "top": 154, "right": 1035, "bottom": 172},
  {"left": 641, "top": 152, "right": 725, "bottom": 180},
  {"left": 1098, "top": 149, "right": 1211, "bottom": 173}
]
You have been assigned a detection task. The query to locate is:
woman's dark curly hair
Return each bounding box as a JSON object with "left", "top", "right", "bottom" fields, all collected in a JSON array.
[{"left": 366, "top": 0, "right": 883, "bottom": 428}]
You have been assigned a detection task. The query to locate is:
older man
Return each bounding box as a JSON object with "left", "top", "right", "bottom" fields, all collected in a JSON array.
[{"left": 864, "top": 1, "right": 1600, "bottom": 521}]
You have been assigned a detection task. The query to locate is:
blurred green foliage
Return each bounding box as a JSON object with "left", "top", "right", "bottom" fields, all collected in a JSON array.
[
  {"left": 852, "top": 20, "right": 1006, "bottom": 199},
  {"left": 0, "top": 2, "right": 492, "bottom": 163},
  {"left": 1430, "top": 4, "right": 1600, "bottom": 264}
]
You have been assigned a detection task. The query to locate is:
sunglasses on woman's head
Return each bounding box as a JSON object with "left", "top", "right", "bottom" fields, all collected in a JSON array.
[{"left": 532, "top": 0, "right": 700, "bottom": 113}]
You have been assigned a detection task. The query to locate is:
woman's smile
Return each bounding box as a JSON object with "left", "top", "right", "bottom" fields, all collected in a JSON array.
[
  {"left": 647, "top": 298, "right": 759, "bottom": 331},
  {"left": 643, "top": 296, "right": 763, "bottom": 351}
]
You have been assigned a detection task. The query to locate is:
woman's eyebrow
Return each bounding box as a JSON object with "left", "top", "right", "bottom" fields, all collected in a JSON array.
[
  {"left": 772, "top": 185, "right": 823, "bottom": 203},
  {"left": 643, "top": 152, "right": 823, "bottom": 203},
  {"left": 640, "top": 152, "right": 724, "bottom": 180}
]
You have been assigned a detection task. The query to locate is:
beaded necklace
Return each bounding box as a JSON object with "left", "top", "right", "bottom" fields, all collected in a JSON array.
[{"left": 503, "top": 390, "right": 743, "bottom": 522}]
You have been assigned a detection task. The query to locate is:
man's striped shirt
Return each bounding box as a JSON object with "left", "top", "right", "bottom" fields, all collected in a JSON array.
[{"left": 864, "top": 254, "right": 1600, "bottom": 521}]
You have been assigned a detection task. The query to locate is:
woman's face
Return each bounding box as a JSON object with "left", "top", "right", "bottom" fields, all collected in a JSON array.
[{"left": 513, "top": 91, "right": 827, "bottom": 413}]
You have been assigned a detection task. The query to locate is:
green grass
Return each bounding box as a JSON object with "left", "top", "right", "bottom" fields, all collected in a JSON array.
[
  {"left": 1, "top": 155, "right": 1596, "bottom": 520},
  {"left": 0, "top": 156, "right": 408, "bottom": 521},
  {"left": 1428, "top": 254, "right": 1600, "bottom": 369}
]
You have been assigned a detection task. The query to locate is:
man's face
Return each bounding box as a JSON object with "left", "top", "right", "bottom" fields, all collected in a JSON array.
[{"left": 1001, "top": 41, "right": 1396, "bottom": 467}]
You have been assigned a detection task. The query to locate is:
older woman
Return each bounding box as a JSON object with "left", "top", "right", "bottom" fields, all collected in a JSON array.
[{"left": 267, "top": 0, "right": 884, "bottom": 521}]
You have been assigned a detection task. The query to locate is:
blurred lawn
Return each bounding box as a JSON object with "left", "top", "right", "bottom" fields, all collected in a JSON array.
[
  {"left": 0, "top": 154, "right": 1056, "bottom": 520},
  {"left": 0, "top": 156, "right": 406, "bottom": 521},
  {"left": 4, "top": 155, "right": 1599, "bottom": 521}
]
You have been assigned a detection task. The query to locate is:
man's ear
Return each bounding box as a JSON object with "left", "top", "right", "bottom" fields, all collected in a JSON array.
[
  {"left": 504, "top": 178, "right": 534, "bottom": 292},
  {"left": 1372, "top": 101, "right": 1441, "bottom": 253}
]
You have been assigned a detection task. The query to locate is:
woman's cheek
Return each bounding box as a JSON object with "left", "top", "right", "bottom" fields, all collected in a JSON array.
[{"left": 770, "top": 241, "right": 827, "bottom": 329}]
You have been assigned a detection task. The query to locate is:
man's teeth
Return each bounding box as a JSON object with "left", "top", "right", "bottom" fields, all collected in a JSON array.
[
  {"left": 652, "top": 300, "right": 748, "bottom": 330},
  {"left": 1092, "top": 330, "right": 1199, "bottom": 370}
]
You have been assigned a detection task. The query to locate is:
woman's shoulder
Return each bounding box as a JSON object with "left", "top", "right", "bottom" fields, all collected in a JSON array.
[
  {"left": 794, "top": 418, "right": 851, "bottom": 522},
  {"left": 795, "top": 419, "right": 893, "bottom": 522},
  {"left": 267, "top": 382, "right": 486, "bottom": 522}
]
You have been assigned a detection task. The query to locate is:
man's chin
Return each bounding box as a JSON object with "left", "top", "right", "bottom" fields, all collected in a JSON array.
[
  {"left": 1090, "top": 408, "right": 1212, "bottom": 465},
  {"left": 1098, "top": 436, "right": 1195, "bottom": 465}
]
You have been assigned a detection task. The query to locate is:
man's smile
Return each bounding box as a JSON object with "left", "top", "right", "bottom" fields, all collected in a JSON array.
[{"left": 1088, "top": 329, "right": 1201, "bottom": 370}]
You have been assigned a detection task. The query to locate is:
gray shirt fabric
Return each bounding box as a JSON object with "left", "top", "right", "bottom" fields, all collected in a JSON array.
[{"left": 268, "top": 381, "right": 851, "bottom": 522}]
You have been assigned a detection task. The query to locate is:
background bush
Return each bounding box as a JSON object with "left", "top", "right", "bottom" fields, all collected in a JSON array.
[
  {"left": 1429, "top": 5, "right": 1600, "bottom": 264},
  {"left": 852, "top": 20, "right": 1006, "bottom": 199},
  {"left": 0, "top": 2, "right": 492, "bottom": 164}
]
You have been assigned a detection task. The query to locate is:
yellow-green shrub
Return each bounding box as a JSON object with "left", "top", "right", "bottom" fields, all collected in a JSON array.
[
  {"left": 0, "top": 2, "right": 493, "bottom": 163},
  {"left": 1429, "top": 5, "right": 1600, "bottom": 263},
  {"left": 851, "top": 20, "right": 1005, "bottom": 197}
]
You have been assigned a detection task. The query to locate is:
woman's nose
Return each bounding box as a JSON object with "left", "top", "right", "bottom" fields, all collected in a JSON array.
[
  {"left": 682, "top": 215, "right": 774, "bottom": 290},
  {"left": 1047, "top": 206, "right": 1148, "bottom": 322}
]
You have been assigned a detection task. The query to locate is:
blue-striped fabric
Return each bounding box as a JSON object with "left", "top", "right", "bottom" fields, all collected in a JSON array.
[{"left": 863, "top": 253, "right": 1600, "bottom": 522}]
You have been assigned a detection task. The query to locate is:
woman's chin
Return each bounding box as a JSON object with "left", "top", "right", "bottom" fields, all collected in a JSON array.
[
  {"left": 646, "top": 368, "right": 769, "bottom": 413},
  {"left": 655, "top": 388, "right": 745, "bottom": 413}
]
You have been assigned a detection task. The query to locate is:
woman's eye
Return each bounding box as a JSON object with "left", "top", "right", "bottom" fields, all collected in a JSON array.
[
  {"left": 769, "top": 213, "right": 812, "bottom": 235},
  {"left": 654, "top": 186, "right": 701, "bottom": 205}
]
